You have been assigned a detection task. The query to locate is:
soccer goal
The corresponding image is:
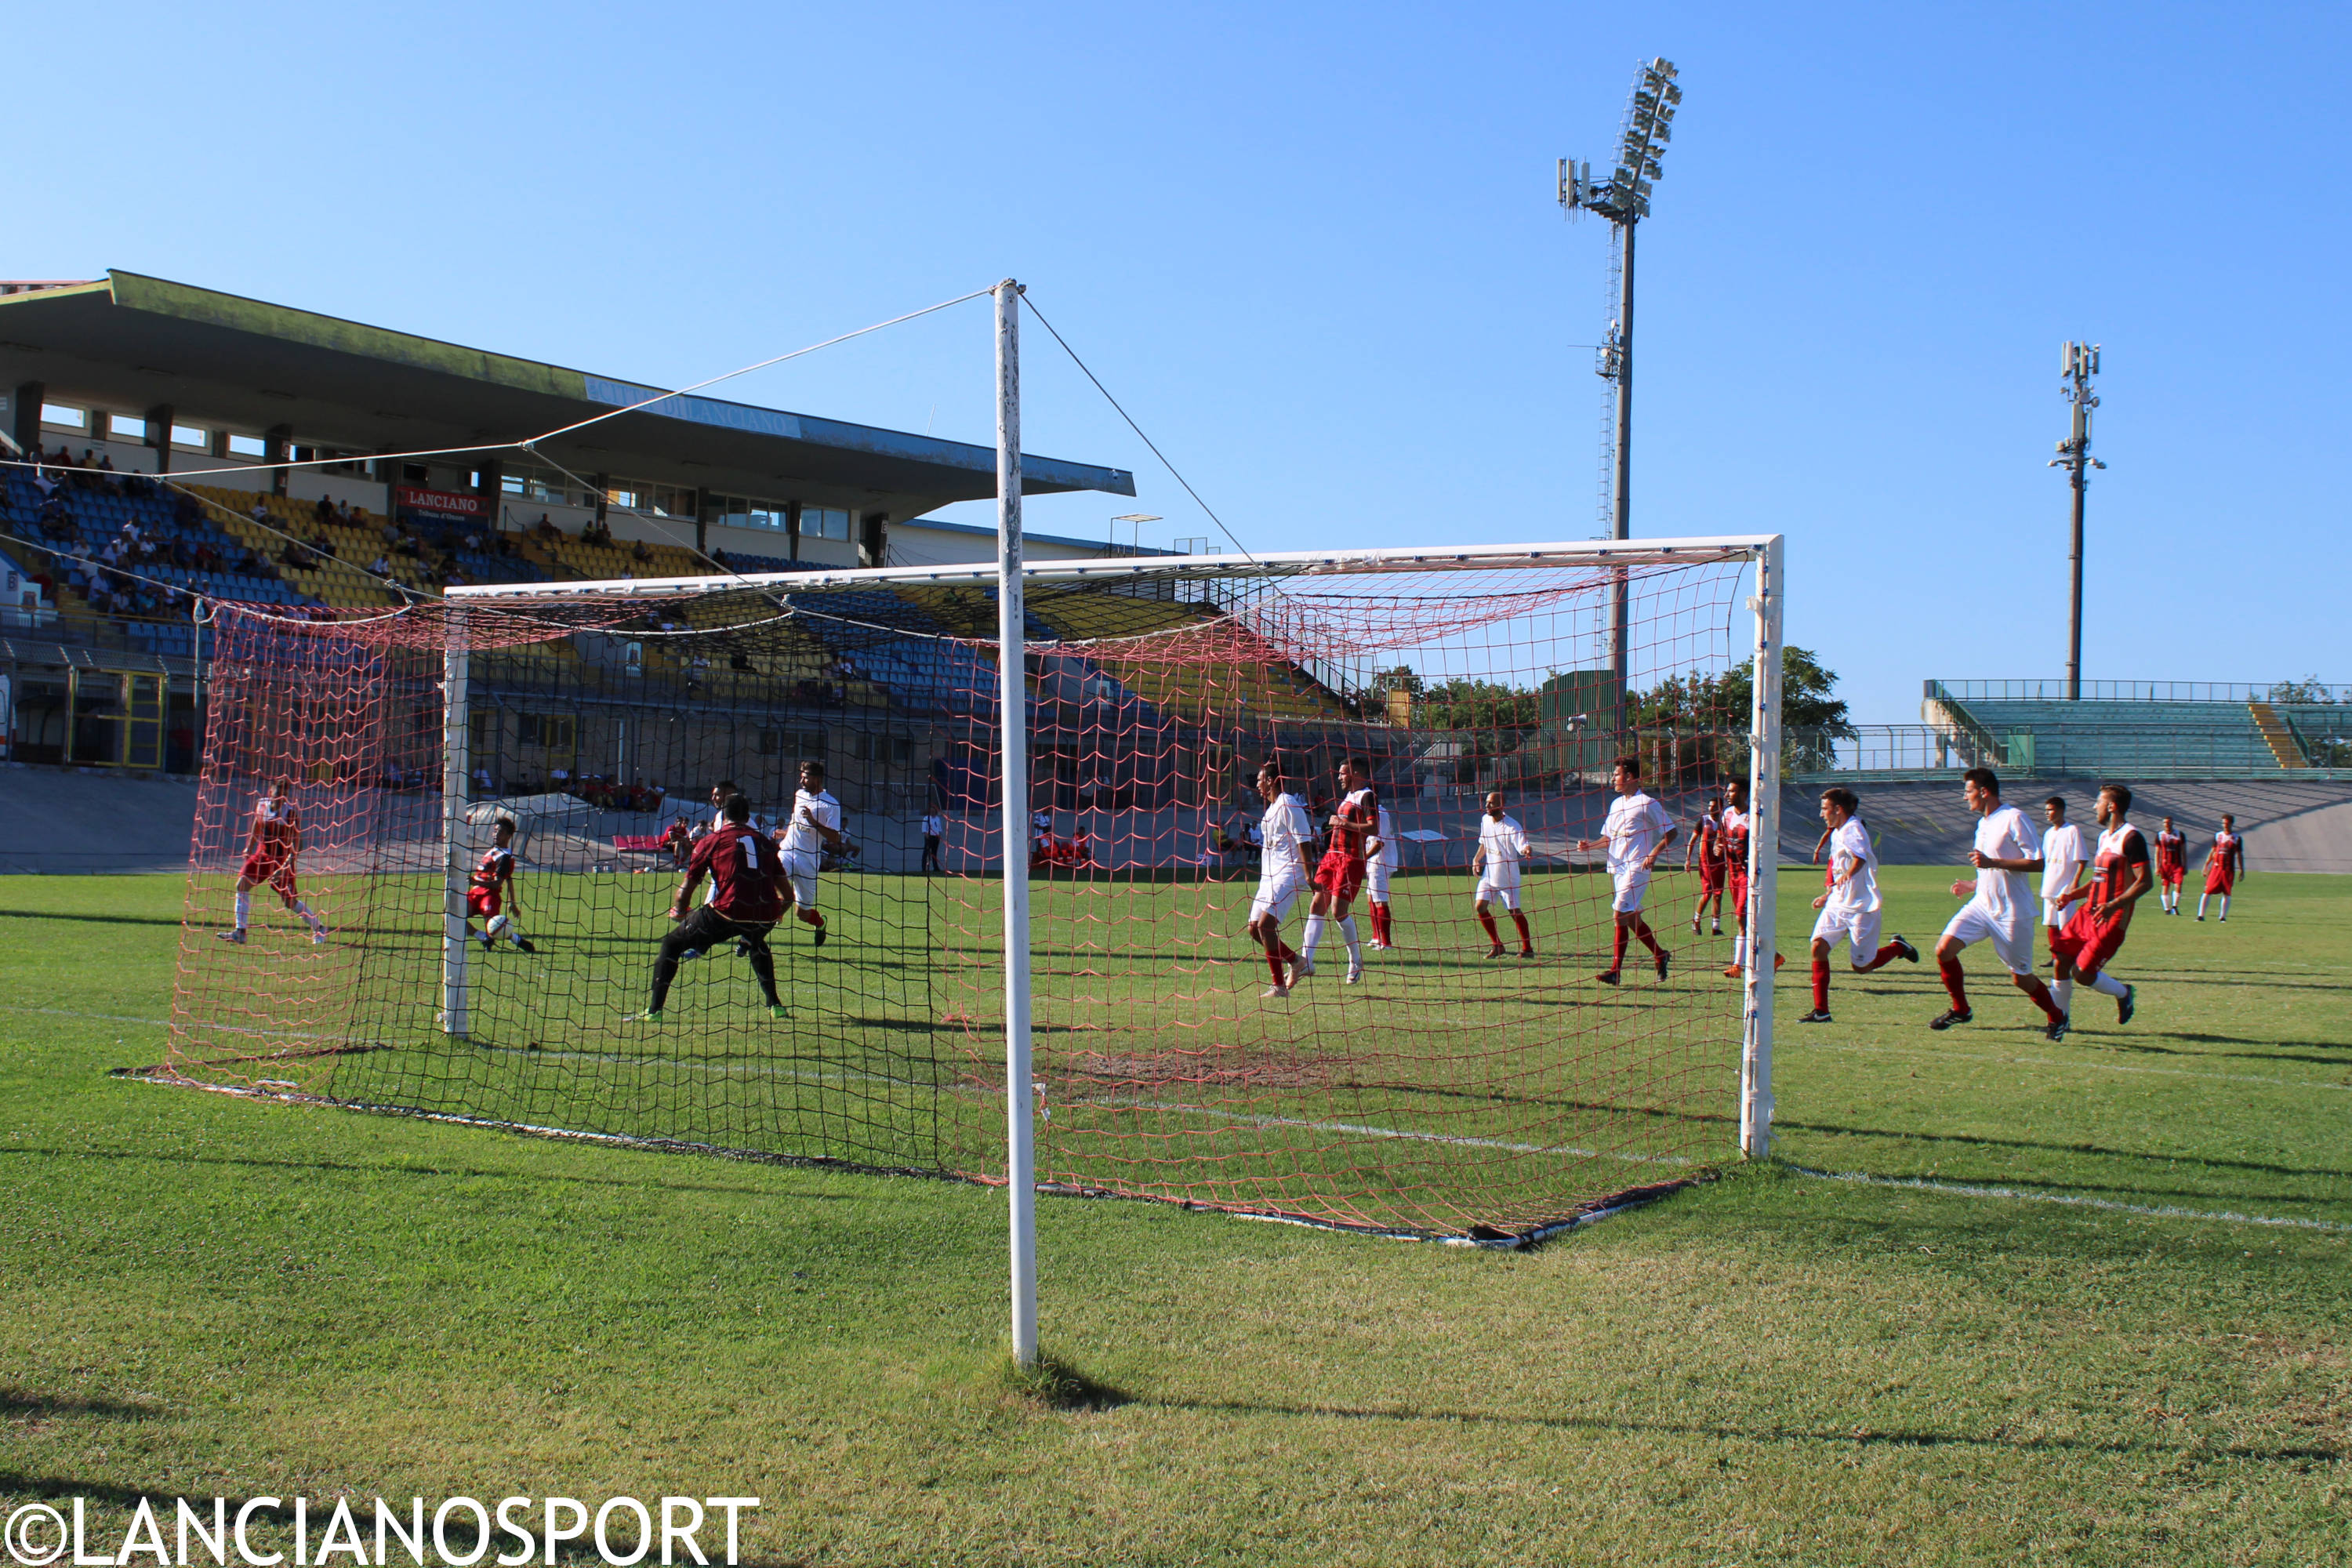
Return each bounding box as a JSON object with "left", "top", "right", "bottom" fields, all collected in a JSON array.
[{"left": 163, "top": 535, "right": 1784, "bottom": 1254}]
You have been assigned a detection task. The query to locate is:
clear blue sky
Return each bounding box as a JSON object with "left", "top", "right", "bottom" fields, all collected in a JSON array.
[{"left": 17, "top": 2, "right": 2350, "bottom": 722}]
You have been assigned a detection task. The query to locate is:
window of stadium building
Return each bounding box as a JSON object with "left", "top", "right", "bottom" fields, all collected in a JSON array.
[
  {"left": 503, "top": 466, "right": 579, "bottom": 506},
  {"left": 107, "top": 414, "right": 147, "bottom": 442},
  {"left": 227, "top": 434, "right": 269, "bottom": 459},
  {"left": 171, "top": 425, "right": 210, "bottom": 450},
  {"left": 804, "top": 506, "right": 851, "bottom": 542},
  {"left": 604, "top": 479, "right": 695, "bottom": 517},
  {"left": 40, "top": 403, "right": 88, "bottom": 432}
]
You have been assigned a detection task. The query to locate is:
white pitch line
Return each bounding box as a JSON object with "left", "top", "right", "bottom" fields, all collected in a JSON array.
[
  {"left": 1067, "top": 1091, "right": 1695, "bottom": 1167},
  {"left": 1788, "top": 1165, "right": 2352, "bottom": 1235}
]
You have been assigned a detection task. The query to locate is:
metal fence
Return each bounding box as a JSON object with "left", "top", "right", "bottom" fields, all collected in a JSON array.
[{"left": 1929, "top": 678, "right": 2350, "bottom": 705}]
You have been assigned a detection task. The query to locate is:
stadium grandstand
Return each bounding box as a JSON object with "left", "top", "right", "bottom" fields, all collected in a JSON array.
[{"left": 0, "top": 270, "right": 1156, "bottom": 776}]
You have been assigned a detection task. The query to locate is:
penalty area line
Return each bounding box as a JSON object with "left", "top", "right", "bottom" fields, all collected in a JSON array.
[{"left": 1788, "top": 1165, "right": 2352, "bottom": 1234}]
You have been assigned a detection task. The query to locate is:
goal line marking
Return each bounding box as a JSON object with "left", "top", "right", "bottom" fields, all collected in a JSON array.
[{"left": 1787, "top": 1165, "right": 2352, "bottom": 1235}]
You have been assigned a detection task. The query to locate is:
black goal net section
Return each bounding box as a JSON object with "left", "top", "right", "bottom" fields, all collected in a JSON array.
[{"left": 160, "top": 544, "right": 1768, "bottom": 1240}]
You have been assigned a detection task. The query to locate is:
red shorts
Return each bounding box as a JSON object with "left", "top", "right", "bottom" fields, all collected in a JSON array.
[
  {"left": 1312, "top": 851, "right": 1365, "bottom": 902},
  {"left": 2049, "top": 902, "right": 2129, "bottom": 975},
  {"left": 2203, "top": 863, "right": 2234, "bottom": 895},
  {"left": 241, "top": 853, "right": 296, "bottom": 897},
  {"left": 1697, "top": 859, "right": 1725, "bottom": 894},
  {"left": 2158, "top": 860, "right": 2183, "bottom": 887},
  {"left": 1729, "top": 867, "right": 1750, "bottom": 923},
  {"left": 467, "top": 884, "right": 503, "bottom": 920}
]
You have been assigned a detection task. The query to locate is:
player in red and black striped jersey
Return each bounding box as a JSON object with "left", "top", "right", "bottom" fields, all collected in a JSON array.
[
  {"left": 627, "top": 793, "right": 792, "bottom": 1022},
  {"left": 2197, "top": 815, "right": 2246, "bottom": 921},
  {"left": 2152, "top": 816, "right": 2188, "bottom": 914},
  {"left": 1684, "top": 795, "right": 1726, "bottom": 935},
  {"left": 464, "top": 815, "right": 536, "bottom": 953},
  {"left": 215, "top": 775, "right": 328, "bottom": 946},
  {"left": 1298, "top": 756, "right": 1381, "bottom": 985},
  {"left": 2047, "top": 783, "right": 2148, "bottom": 1025}
]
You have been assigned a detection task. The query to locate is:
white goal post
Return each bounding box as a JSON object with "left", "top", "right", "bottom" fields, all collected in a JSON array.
[{"left": 439, "top": 281, "right": 1783, "bottom": 1366}]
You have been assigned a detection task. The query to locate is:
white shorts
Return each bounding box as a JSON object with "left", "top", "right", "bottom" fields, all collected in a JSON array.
[
  {"left": 1941, "top": 903, "right": 2034, "bottom": 976},
  {"left": 1811, "top": 904, "right": 1882, "bottom": 961},
  {"left": 1368, "top": 859, "right": 1393, "bottom": 899},
  {"left": 2041, "top": 898, "right": 2066, "bottom": 927},
  {"left": 782, "top": 848, "right": 821, "bottom": 912},
  {"left": 1475, "top": 879, "right": 1519, "bottom": 912},
  {"left": 1249, "top": 875, "right": 1306, "bottom": 924},
  {"left": 1611, "top": 869, "right": 1650, "bottom": 915}
]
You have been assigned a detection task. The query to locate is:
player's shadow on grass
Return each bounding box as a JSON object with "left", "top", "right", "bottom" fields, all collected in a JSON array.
[
  {"left": 1131, "top": 1397, "right": 2343, "bottom": 1463},
  {"left": 0, "top": 1387, "right": 165, "bottom": 1421},
  {"left": 1773, "top": 1120, "right": 2352, "bottom": 1183},
  {"left": 0, "top": 1146, "right": 869, "bottom": 1200},
  {"left": 2115, "top": 1032, "right": 2352, "bottom": 1063}
]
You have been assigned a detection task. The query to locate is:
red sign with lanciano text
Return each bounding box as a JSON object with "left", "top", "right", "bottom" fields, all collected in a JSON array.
[{"left": 395, "top": 485, "right": 488, "bottom": 518}]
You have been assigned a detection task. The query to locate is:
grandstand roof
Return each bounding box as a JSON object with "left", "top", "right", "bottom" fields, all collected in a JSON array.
[{"left": 0, "top": 271, "right": 1135, "bottom": 516}]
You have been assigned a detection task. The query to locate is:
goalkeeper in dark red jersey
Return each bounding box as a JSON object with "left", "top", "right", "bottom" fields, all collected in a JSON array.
[{"left": 626, "top": 793, "right": 791, "bottom": 1022}]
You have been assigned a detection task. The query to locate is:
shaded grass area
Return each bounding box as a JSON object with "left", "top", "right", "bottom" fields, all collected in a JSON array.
[{"left": 2, "top": 869, "right": 2347, "bottom": 1566}]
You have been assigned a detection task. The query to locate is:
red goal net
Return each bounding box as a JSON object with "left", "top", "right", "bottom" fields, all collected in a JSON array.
[{"left": 158, "top": 543, "right": 1772, "bottom": 1241}]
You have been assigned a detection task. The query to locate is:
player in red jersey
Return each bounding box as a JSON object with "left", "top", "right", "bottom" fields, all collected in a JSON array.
[
  {"left": 627, "top": 793, "right": 791, "bottom": 1022},
  {"left": 1298, "top": 756, "right": 1380, "bottom": 985},
  {"left": 2048, "top": 783, "right": 2147, "bottom": 1026},
  {"left": 2196, "top": 814, "right": 2245, "bottom": 921},
  {"left": 463, "top": 815, "right": 538, "bottom": 953},
  {"left": 2152, "top": 815, "right": 2187, "bottom": 914},
  {"left": 1718, "top": 779, "right": 1784, "bottom": 978},
  {"left": 216, "top": 775, "right": 328, "bottom": 946},
  {"left": 1684, "top": 795, "right": 1726, "bottom": 935}
]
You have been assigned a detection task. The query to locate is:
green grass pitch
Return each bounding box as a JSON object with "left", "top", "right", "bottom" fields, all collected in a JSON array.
[{"left": 3, "top": 866, "right": 2347, "bottom": 1564}]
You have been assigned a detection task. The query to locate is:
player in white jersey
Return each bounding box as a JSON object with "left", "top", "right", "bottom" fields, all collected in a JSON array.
[
  {"left": 1245, "top": 760, "right": 1316, "bottom": 998},
  {"left": 1797, "top": 787, "right": 1917, "bottom": 1023},
  {"left": 779, "top": 759, "right": 844, "bottom": 947},
  {"left": 2038, "top": 796, "right": 2087, "bottom": 968},
  {"left": 1933, "top": 768, "right": 2071, "bottom": 1039},
  {"left": 1470, "top": 790, "right": 1535, "bottom": 959},
  {"left": 1575, "top": 757, "right": 1676, "bottom": 984},
  {"left": 695, "top": 778, "right": 739, "bottom": 907},
  {"left": 1365, "top": 800, "right": 1400, "bottom": 949}
]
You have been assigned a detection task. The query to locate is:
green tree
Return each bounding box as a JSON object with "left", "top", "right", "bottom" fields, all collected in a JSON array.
[{"left": 1638, "top": 647, "right": 1855, "bottom": 778}]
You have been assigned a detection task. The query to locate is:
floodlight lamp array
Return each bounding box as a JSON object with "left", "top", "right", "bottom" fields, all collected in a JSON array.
[{"left": 1559, "top": 56, "right": 1681, "bottom": 224}]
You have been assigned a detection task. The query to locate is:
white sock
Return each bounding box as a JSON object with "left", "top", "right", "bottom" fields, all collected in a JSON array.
[
  {"left": 1732, "top": 933, "right": 1748, "bottom": 967},
  {"left": 1301, "top": 916, "right": 1327, "bottom": 959},
  {"left": 2217, "top": 896, "right": 2229, "bottom": 918},
  {"left": 234, "top": 889, "right": 251, "bottom": 928},
  {"left": 2052, "top": 978, "right": 2074, "bottom": 1016},
  {"left": 2196, "top": 894, "right": 2209, "bottom": 916},
  {"left": 292, "top": 899, "right": 324, "bottom": 934},
  {"left": 1340, "top": 916, "right": 1360, "bottom": 964},
  {"left": 2086, "top": 971, "right": 2128, "bottom": 998}
]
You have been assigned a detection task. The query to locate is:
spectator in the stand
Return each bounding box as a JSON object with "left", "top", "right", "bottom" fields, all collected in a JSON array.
[
  {"left": 368, "top": 554, "right": 393, "bottom": 577},
  {"left": 631, "top": 539, "right": 652, "bottom": 564},
  {"left": 314, "top": 495, "right": 336, "bottom": 527},
  {"left": 533, "top": 513, "right": 561, "bottom": 542},
  {"left": 249, "top": 499, "right": 270, "bottom": 526},
  {"left": 444, "top": 567, "right": 467, "bottom": 588}
]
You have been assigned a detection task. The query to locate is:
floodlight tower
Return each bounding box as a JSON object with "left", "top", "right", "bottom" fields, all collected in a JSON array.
[
  {"left": 1561, "top": 56, "right": 1682, "bottom": 711},
  {"left": 2049, "top": 342, "right": 2104, "bottom": 701}
]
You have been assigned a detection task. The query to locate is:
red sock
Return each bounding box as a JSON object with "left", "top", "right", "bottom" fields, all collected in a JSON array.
[
  {"left": 1811, "top": 956, "right": 1831, "bottom": 1011},
  {"left": 1610, "top": 924, "right": 1629, "bottom": 970},
  {"left": 1635, "top": 919, "right": 1664, "bottom": 958},
  {"left": 2018, "top": 975, "right": 2065, "bottom": 1022},
  {"left": 1371, "top": 904, "right": 1391, "bottom": 944},
  {"left": 1265, "top": 946, "right": 1288, "bottom": 985},
  {"left": 1511, "top": 911, "right": 1533, "bottom": 953},
  {"left": 1939, "top": 957, "right": 1968, "bottom": 1011},
  {"left": 1476, "top": 910, "right": 1501, "bottom": 947},
  {"left": 1860, "top": 942, "right": 1904, "bottom": 973}
]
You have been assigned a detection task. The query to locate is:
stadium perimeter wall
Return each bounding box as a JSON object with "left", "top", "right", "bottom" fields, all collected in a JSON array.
[{"left": 5, "top": 764, "right": 2347, "bottom": 876}]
